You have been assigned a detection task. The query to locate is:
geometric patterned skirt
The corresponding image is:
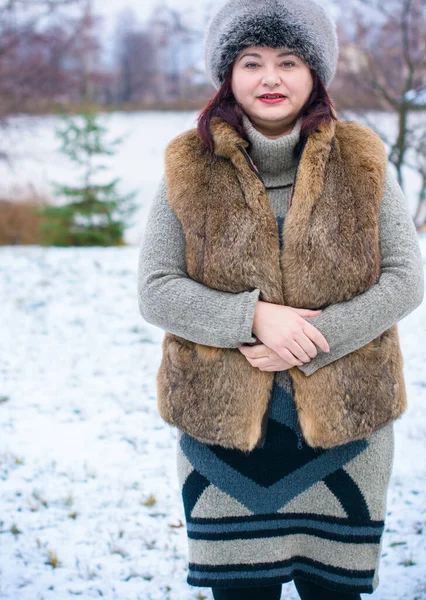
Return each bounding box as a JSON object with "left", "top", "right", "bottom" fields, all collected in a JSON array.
[{"left": 176, "top": 370, "right": 394, "bottom": 594}]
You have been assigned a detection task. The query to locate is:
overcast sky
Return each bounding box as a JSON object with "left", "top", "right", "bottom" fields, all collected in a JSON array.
[
  {"left": 93, "top": 0, "right": 224, "bottom": 29},
  {"left": 91, "top": 0, "right": 340, "bottom": 68},
  {"left": 93, "top": 0, "right": 339, "bottom": 31}
]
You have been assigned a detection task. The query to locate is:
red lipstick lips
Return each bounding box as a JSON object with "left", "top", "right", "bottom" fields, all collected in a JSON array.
[{"left": 258, "top": 94, "right": 287, "bottom": 104}]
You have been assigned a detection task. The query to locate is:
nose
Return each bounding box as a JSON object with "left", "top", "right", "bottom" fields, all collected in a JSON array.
[{"left": 261, "top": 66, "right": 281, "bottom": 88}]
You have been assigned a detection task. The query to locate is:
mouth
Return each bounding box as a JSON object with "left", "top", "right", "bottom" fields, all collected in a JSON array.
[{"left": 258, "top": 94, "right": 287, "bottom": 104}]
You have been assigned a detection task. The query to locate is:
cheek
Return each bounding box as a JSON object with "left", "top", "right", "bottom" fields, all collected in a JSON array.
[
  {"left": 290, "top": 78, "right": 313, "bottom": 100},
  {"left": 232, "top": 72, "right": 255, "bottom": 101},
  {"left": 301, "top": 73, "right": 314, "bottom": 97}
]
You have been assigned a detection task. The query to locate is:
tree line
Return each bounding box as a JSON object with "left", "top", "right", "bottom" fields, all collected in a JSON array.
[
  {"left": 1, "top": 1, "right": 425, "bottom": 113},
  {"left": 0, "top": 0, "right": 214, "bottom": 114},
  {"left": 0, "top": 0, "right": 425, "bottom": 227}
]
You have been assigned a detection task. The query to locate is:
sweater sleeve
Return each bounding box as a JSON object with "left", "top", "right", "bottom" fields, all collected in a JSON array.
[
  {"left": 137, "top": 175, "right": 260, "bottom": 347},
  {"left": 297, "top": 162, "right": 425, "bottom": 376}
]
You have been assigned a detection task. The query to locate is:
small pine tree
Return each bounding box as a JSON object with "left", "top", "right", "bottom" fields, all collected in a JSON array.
[{"left": 38, "top": 111, "right": 137, "bottom": 246}]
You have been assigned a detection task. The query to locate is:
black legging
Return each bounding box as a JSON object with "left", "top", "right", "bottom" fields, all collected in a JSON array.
[
  {"left": 294, "top": 578, "right": 362, "bottom": 599},
  {"left": 211, "top": 578, "right": 362, "bottom": 599},
  {"left": 211, "top": 584, "right": 281, "bottom": 600}
]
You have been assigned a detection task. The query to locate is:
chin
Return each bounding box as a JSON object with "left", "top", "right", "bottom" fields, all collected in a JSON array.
[{"left": 254, "top": 112, "right": 294, "bottom": 123}]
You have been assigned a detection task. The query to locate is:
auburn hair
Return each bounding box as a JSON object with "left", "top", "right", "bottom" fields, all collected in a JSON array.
[{"left": 197, "top": 64, "right": 337, "bottom": 157}]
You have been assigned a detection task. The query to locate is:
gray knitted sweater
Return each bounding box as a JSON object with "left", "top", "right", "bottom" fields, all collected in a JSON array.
[{"left": 137, "top": 115, "right": 424, "bottom": 376}]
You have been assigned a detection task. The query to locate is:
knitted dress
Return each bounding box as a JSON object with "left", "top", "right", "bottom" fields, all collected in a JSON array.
[{"left": 175, "top": 116, "right": 395, "bottom": 594}]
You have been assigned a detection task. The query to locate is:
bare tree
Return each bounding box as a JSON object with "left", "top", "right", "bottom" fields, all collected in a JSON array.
[
  {"left": 112, "top": 4, "right": 202, "bottom": 106},
  {"left": 336, "top": 0, "right": 426, "bottom": 228},
  {"left": 63, "top": 0, "right": 105, "bottom": 104},
  {"left": 111, "top": 3, "right": 222, "bottom": 108},
  {"left": 410, "top": 119, "right": 426, "bottom": 227},
  {"left": 114, "top": 9, "right": 156, "bottom": 105},
  {"left": 0, "top": 0, "right": 103, "bottom": 115}
]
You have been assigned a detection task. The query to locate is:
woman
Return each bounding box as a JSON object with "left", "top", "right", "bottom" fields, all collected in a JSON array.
[{"left": 137, "top": 0, "right": 424, "bottom": 599}]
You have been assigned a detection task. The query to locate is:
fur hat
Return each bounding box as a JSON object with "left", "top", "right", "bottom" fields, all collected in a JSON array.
[{"left": 204, "top": 0, "right": 338, "bottom": 89}]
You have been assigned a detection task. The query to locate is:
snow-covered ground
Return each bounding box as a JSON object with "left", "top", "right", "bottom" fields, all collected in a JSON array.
[
  {"left": 0, "top": 110, "right": 425, "bottom": 599},
  {"left": 0, "top": 239, "right": 425, "bottom": 600}
]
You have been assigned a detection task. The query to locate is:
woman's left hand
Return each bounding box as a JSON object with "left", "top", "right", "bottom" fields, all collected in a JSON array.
[{"left": 238, "top": 343, "right": 304, "bottom": 371}]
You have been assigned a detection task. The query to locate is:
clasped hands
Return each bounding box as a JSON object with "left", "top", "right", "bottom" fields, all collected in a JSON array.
[{"left": 237, "top": 301, "right": 330, "bottom": 372}]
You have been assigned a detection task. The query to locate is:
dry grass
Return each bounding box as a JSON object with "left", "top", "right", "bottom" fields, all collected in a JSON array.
[{"left": 0, "top": 197, "right": 49, "bottom": 245}]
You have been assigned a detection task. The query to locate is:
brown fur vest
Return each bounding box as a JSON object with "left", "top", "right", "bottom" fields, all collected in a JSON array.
[{"left": 156, "top": 116, "right": 407, "bottom": 451}]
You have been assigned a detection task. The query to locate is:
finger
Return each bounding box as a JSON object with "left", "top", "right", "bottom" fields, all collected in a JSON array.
[
  {"left": 284, "top": 339, "right": 314, "bottom": 363},
  {"left": 275, "top": 347, "right": 304, "bottom": 367},
  {"left": 294, "top": 332, "right": 318, "bottom": 359},
  {"left": 288, "top": 307, "right": 323, "bottom": 316},
  {"left": 267, "top": 365, "right": 293, "bottom": 372},
  {"left": 302, "top": 323, "right": 330, "bottom": 353},
  {"left": 239, "top": 344, "right": 269, "bottom": 359},
  {"left": 245, "top": 351, "right": 272, "bottom": 365},
  {"left": 251, "top": 357, "right": 282, "bottom": 370},
  {"left": 257, "top": 358, "right": 294, "bottom": 371},
  {"left": 238, "top": 345, "right": 254, "bottom": 356}
]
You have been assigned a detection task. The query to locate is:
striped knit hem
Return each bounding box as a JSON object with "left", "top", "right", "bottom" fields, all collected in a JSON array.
[
  {"left": 186, "top": 515, "right": 383, "bottom": 593},
  {"left": 187, "top": 557, "right": 376, "bottom": 593},
  {"left": 187, "top": 513, "right": 384, "bottom": 544}
]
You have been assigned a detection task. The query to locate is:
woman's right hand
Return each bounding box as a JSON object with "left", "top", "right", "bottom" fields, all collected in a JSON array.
[{"left": 251, "top": 301, "right": 330, "bottom": 367}]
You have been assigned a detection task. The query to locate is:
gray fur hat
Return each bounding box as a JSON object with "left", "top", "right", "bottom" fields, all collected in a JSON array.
[{"left": 204, "top": 0, "right": 338, "bottom": 89}]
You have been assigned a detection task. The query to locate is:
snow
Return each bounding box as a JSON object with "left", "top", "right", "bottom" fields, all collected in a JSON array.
[
  {"left": 0, "top": 239, "right": 425, "bottom": 599},
  {"left": 404, "top": 89, "right": 426, "bottom": 106},
  {"left": 0, "top": 111, "right": 425, "bottom": 599}
]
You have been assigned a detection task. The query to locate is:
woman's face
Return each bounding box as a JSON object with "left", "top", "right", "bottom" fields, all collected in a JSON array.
[{"left": 231, "top": 46, "right": 314, "bottom": 139}]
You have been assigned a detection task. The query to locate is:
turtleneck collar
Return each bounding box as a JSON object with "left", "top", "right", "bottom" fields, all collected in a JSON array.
[{"left": 242, "top": 114, "right": 303, "bottom": 187}]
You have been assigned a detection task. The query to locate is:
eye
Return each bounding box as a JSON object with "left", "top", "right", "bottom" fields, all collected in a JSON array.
[
  {"left": 244, "top": 62, "right": 260, "bottom": 69},
  {"left": 281, "top": 61, "right": 296, "bottom": 68}
]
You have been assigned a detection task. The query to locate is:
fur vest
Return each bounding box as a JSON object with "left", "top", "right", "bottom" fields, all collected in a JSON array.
[{"left": 156, "top": 116, "right": 407, "bottom": 451}]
